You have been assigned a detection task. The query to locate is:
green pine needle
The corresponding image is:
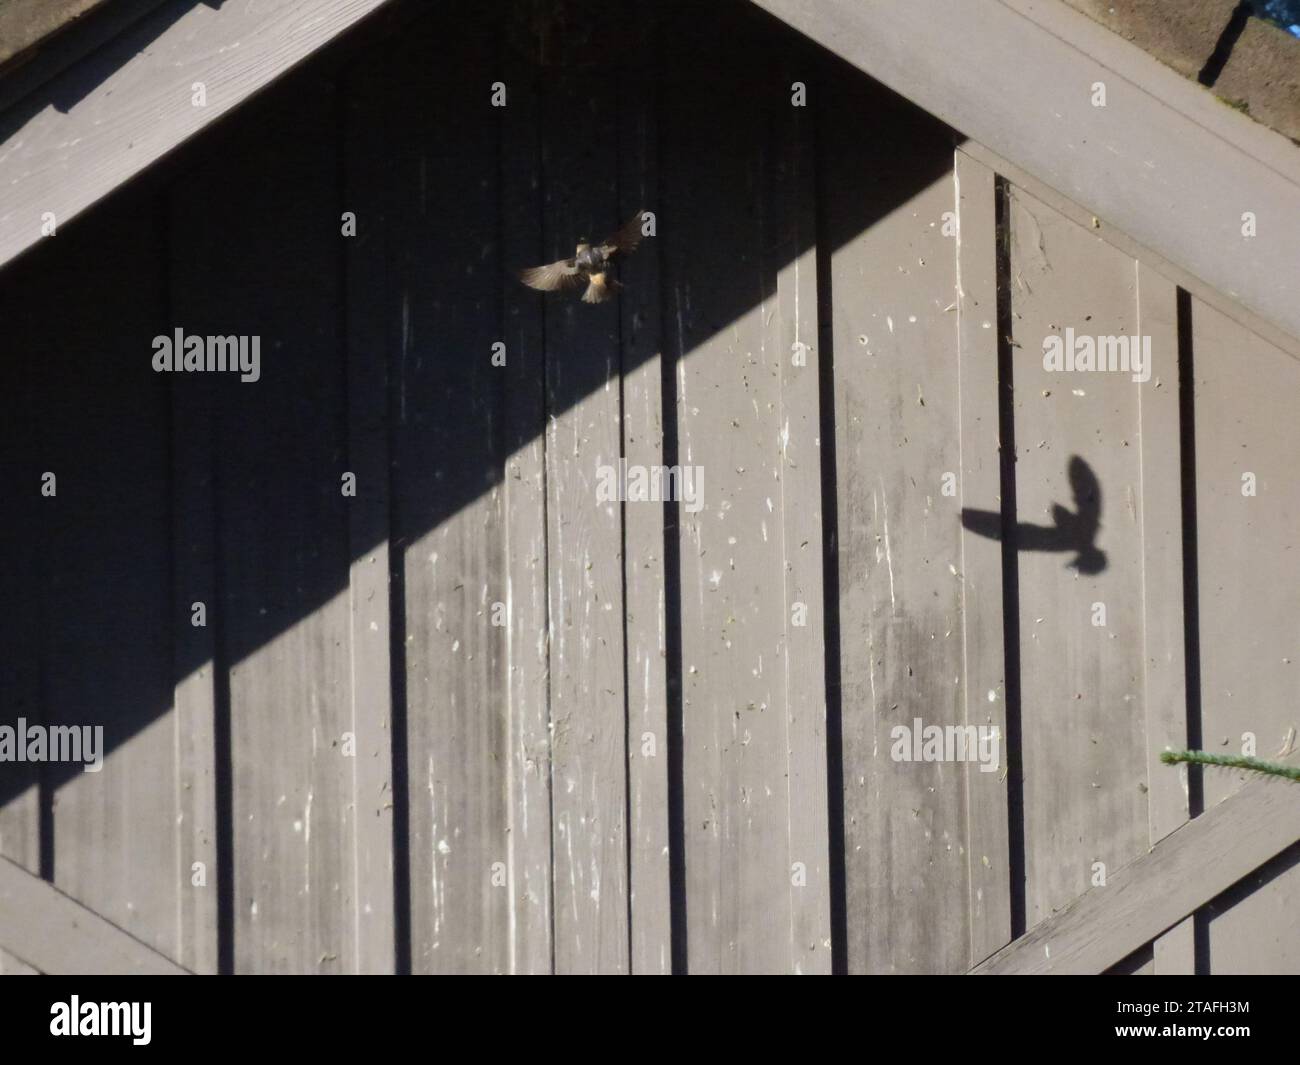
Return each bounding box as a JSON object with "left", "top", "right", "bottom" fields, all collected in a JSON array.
[{"left": 1161, "top": 749, "right": 1300, "bottom": 783}]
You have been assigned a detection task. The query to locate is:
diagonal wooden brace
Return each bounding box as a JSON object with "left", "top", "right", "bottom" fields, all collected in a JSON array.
[
  {"left": 972, "top": 776, "right": 1300, "bottom": 974},
  {"left": 0, "top": 855, "right": 189, "bottom": 975}
]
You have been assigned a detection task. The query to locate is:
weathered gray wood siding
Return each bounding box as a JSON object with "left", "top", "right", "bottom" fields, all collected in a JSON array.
[
  {"left": 1007, "top": 185, "right": 1149, "bottom": 933},
  {"left": 1190, "top": 300, "right": 1300, "bottom": 974},
  {"left": 0, "top": 0, "right": 1295, "bottom": 974},
  {"left": 823, "top": 66, "right": 974, "bottom": 973}
]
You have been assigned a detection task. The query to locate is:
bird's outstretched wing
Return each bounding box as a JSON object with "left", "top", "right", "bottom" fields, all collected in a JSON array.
[
  {"left": 519, "top": 259, "right": 584, "bottom": 292},
  {"left": 959, "top": 508, "right": 1003, "bottom": 541},
  {"left": 597, "top": 211, "right": 647, "bottom": 258},
  {"left": 1067, "top": 455, "right": 1101, "bottom": 536}
]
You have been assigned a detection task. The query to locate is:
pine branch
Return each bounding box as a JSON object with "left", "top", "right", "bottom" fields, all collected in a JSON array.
[{"left": 1160, "top": 749, "right": 1300, "bottom": 783}]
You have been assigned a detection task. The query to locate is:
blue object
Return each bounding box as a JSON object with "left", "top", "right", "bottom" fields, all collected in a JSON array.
[{"left": 1251, "top": 0, "right": 1300, "bottom": 35}]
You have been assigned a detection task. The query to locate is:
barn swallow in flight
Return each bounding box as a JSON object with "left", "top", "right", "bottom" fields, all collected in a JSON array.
[
  {"left": 518, "top": 211, "right": 647, "bottom": 303},
  {"left": 960, "top": 455, "right": 1107, "bottom": 574}
]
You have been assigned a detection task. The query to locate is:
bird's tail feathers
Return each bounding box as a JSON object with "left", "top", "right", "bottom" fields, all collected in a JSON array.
[{"left": 582, "top": 272, "right": 620, "bottom": 304}]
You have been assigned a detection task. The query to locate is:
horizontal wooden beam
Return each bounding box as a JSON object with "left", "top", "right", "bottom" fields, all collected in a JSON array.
[
  {"left": 0, "top": 0, "right": 392, "bottom": 272},
  {"left": 957, "top": 143, "right": 1300, "bottom": 364},
  {"left": 971, "top": 775, "right": 1300, "bottom": 974},
  {"left": 0, "top": 856, "right": 190, "bottom": 975},
  {"left": 748, "top": 0, "right": 1300, "bottom": 344}
]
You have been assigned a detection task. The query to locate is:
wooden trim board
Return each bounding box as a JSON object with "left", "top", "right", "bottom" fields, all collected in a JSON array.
[
  {"left": 955, "top": 151, "right": 1013, "bottom": 965},
  {"left": 748, "top": 0, "right": 1300, "bottom": 345},
  {"left": 959, "top": 142, "right": 1300, "bottom": 364},
  {"left": 971, "top": 773, "right": 1300, "bottom": 974},
  {"left": 0, "top": 0, "right": 392, "bottom": 273},
  {"left": 0, "top": 855, "right": 190, "bottom": 975},
  {"left": 1135, "top": 264, "right": 1195, "bottom": 974}
]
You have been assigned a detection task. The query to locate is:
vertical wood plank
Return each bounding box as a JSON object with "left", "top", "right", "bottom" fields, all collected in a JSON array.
[
  {"left": 1006, "top": 185, "right": 1148, "bottom": 930},
  {"left": 1191, "top": 297, "right": 1300, "bottom": 974},
  {"left": 771, "top": 56, "right": 831, "bottom": 973},
  {"left": 670, "top": 6, "right": 780, "bottom": 972},
  {"left": 500, "top": 28, "right": 555, "bottom": 975},
  {"left": 1191, "top": 300, "right": 1300, "bottom": 804},
  {"left": 0, "top": 242, "right": 44, "bottom": 974},
  {"left": 660, "top": 3, "right": 825, "bottom": 973},
  {"left": 618, "top": 12, "right": 672, "bottom": 974},
  {"left": 170, "top": 243, "right": 222, "bottom": 976},
  {"left": 342, "top": 53, "right": 397, "bottom": 974},
  {"left": 954, "top": 149, "right": 1012, "bottom": 965},
  {"left": 665, "top": 7, "right": 783, "bottom": 972},
  {"left": 541, "top": 42, "right": 630, "bottom": 976},
  {"left": 825, "top": 72, "right": 970, "bottom": 971},
  {"left": 1134, "top": 264, "right": 1193, "bottom": 974},
  {"left": 387, "top": 14, "right": 512, "bottom": 973},
  {"left": 29, "top": 189, "right": 181, "bottom": 960},
  {"left": 171, "top": 71, "right": 357, "bottom": 973}
]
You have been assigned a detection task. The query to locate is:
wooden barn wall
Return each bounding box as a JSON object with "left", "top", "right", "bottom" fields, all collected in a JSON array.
[
  {"left": 1188, "top": 301, "right": 1300, "bottom": 973},
  {"left": 0, "top": 0, "right": 1296, "bottom": 974}
]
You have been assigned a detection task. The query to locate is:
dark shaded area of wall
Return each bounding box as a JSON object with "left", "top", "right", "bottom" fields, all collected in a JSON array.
[
  {"left": 0, "top": 0, "right": 952, "bottom": 971},
  {"left": 3, "top": 0, "right": 1295, "bottom": 975}
]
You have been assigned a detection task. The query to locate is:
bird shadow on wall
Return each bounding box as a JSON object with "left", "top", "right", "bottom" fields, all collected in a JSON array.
[
  {"left": 960, "top": 455, "right": 1108, "bottom": 575},
  {"left": 0, "top": 0, "right": 970, "bottom": 969}
]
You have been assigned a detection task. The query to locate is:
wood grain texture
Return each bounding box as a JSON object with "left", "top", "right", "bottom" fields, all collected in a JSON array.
[
  {"left": 666, "top": 11, "right": 780, "bottom": 972},
  {"left": 827, "top": 76, "right": 970, "bottom": 973},
  {"left": 1134, "top": 265, "right": 1193, "bottom": 974},
  {"left": 0, "top": 855, "right": 189, "bottom": 975},
  {"left": 1007, "top": 185, "right": 1148, "bottom": 930},
  {"left": 542, "top": 57, "right": 630, "bottom": 976},
  {"left": 342, "top": 51, "right": 397, "bottom": 975},
  {"left": 771, "top": 60, "right": 832, "bottom": 973},
  {"left": 1191, "top": 298, "right": 1300, "bottom": 973},
  {"left": 33, "top": 188, "right": 180, "bottom": 961},
  {"left": 0, "top": 0, "right": 392, "bottom": 271},
  {"left": 659, "top": 5, "right": 830, "bottom": 972},
  {"left": 954, "top": 150, "right": 1013, "bottom": 965},
  {"left": 973, "top": 771, "right": 1300, "bottom": 973},
  {"left": 386, "top": 16, "right": 514, "bottom": 974},
  {"left": 4, "top": 0, "right": 1297, "bottom": 977},
  {"left": 500, "top": 36, "right": 555, "bottom": 976},
  {"left": 748, "top": 0, "right": 1300, "bottom": 346},
  {"left": 619, "top": 16, "right": 672, "bottom": 975},
  {"left": 0, "top": 0, "right": 165, "bottom": 118},
  {"left": 958, "top": 140, "right": 1300, "bottom": 367},
  {"left": 170, "top": 71, "right": 357, "bottom": 973}
]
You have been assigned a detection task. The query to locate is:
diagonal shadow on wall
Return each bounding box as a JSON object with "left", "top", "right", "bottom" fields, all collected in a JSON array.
[{"left": 0, "top": 0, "right": 973, "bottom": 967}]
